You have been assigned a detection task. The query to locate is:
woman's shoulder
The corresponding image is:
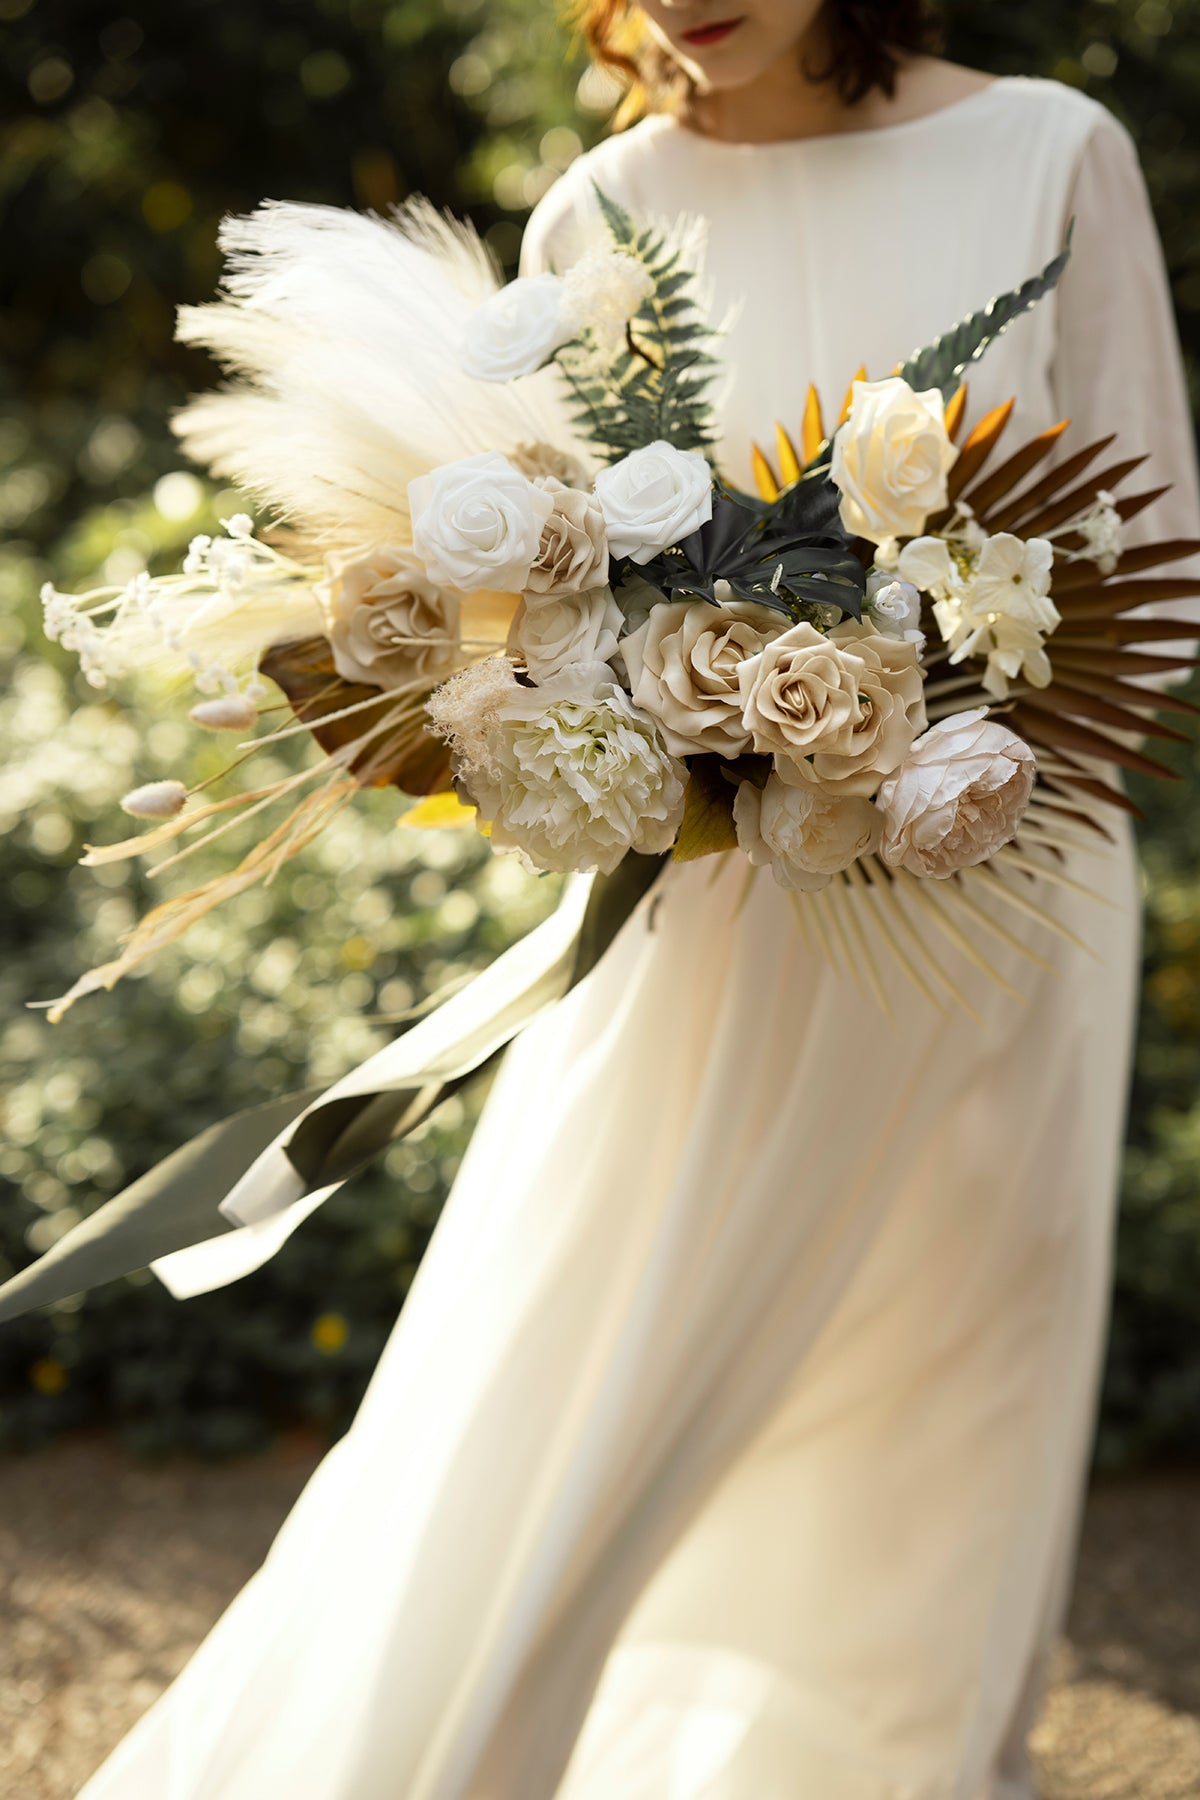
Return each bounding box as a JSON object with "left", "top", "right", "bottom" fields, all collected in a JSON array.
[
  {"left": 976, "top": 74, "right": 1132, "bottom": 155},
  {"left": 519, "top": 121, "right": 668, "bottom": 275}
]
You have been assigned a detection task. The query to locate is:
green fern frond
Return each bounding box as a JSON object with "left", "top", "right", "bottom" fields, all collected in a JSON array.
[{"left": 553, "top": 182, "right": 725, "bottom": 465}]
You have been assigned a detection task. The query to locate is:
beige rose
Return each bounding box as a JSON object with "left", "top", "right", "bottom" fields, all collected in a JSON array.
[
  {"left": 877, "top": 708, "right": 1036, "bottom": 878},
  {"left": 508, "top": 584, "right": 622, "bottom": 684},
  {"left": 318, "top": 546, "right": 461, "bottom": 690},
  {"left": 733, "top": 772, "right": 881, "bottom": 892},
  {"left": 509, "top": 440, "right": 590, "bottom": 487},
  {"left": 620, "top": 598, "right": 784, "bottom": 756},
  {"left": 525, "top": 478, "right": 609, "bottom": 597},
  {"left": 831, "top": 376, "right": 957, "bottom": 545},
  {"left": 738, "top": 620, "right": 926, "bottom": 796}
]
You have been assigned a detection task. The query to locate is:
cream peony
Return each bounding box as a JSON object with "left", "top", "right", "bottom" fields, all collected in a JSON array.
[
  {"left": 592, "top": 440, "right": 713, "bottom": 564},
  {"left": 525, "top": 478, "right": 609, "bottom": 596},
  {"left": 831, "top": 376, "right": 957, "bottom": 545},
  {"left": 409, "top": 451, "right": 554, "bottom": 594},
  {"left": 460, "top": 667, "right": 686, "bottom": 875},
  {"left": 460, "top": 274, "right": 572, "bottom": 381},
  {"left": 876, "top": 708, "right": 1036, "bottom": 878},
  {"left": 508, "top": 584, "right": 623, "bottom": 684},
  {"left": 738, "top": 620, "right": 926, "bottom": 796},
  {"left": 318, "top": 546, "right": 462, "bottom": 690},
  {"left": 733, "top": 772, "right": 880, "bottom": 892},
  {"left": 620, "top": 598, "right": 784, "bottom": 756}
]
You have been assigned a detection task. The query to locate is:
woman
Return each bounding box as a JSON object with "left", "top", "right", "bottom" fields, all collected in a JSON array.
[{"left": 80, "top": 4, "right": 1200, "bottom": 1797}]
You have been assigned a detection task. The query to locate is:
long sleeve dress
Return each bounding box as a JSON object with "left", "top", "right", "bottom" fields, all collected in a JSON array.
[{"left": 79, "top": 74, "right": 1200, "bottom": 1800}]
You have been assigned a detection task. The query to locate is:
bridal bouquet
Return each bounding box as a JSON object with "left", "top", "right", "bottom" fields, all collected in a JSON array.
[{"left": 6, "top": 181, "right": 1195, "bottom": 1323}]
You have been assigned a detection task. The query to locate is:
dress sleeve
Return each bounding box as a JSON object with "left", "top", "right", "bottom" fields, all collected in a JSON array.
[
  {"left": 518, "top": 162, "right": 603, "bottom": 281},
  {"left": 1051, "top": 106, "right": 1200, "bottom": 674}
]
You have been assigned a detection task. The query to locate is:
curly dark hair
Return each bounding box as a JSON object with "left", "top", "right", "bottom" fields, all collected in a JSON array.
[{"left": 568, "top": 0, "right": 943, "bottom": 128}]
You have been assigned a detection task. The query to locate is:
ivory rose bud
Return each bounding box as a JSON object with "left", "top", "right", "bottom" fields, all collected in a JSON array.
[
  {"left": 525, "top": 479, "right": 609, "bottom": 597},
  {"left": 733, "top": 772, "right": 881, "bottom": 892},
  {"left": 460, "top": 274, "right": 572, "bottom": 381},
  {"left": 876, "top": 708, "right": 1036, "bottom": 878},
  {"left": 738, "top": 620, "right": 926, "bottom": 797},
  {"left": 508, "top": 584, "right": 623, "bottom": 684},
  {"left": 620, "top": 598, "right": 784, "bottom": 756},
  {"left": 409, "top": 451, "right": 554, "bottom": 594},
  {"left": 592, "top": 440, "right": 713, "bottom": 564},
  {"left": 831, "top": 376, "right": 957, "bottom": 545},
  {"left": 318, "top": 546, "right": 462, "bottom": 689}
]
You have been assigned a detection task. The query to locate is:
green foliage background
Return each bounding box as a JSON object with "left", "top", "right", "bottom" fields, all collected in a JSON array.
[{"left": 1, "top": 0, "right": 1197, "bottom": 1463}]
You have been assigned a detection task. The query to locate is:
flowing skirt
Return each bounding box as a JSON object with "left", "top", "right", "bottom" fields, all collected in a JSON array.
[{"left": 79, "top": 821, "right": 1141, "bottom": 1800}]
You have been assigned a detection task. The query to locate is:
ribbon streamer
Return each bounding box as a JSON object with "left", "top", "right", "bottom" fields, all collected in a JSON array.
[{"left": 0, "top": 853, "right": 667, "bottom": 1322}]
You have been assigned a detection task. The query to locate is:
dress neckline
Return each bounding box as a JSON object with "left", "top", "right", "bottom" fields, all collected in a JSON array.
[{"left": 643, "top": 73, "right": 1021, "bottom": 154}]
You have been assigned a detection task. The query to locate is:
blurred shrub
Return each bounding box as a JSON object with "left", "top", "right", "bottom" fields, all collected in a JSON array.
[{"left": 0, "top": 0, "right": 1198, "bottom": 1463}]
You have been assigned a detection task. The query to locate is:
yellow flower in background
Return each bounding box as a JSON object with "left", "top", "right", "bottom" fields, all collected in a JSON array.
[
  {"left": 311, "top": 1314, "right": 349, "bottom": 1356},
  {"left": 30, "top": 1357, "right": 69, "bottom": 1395}
]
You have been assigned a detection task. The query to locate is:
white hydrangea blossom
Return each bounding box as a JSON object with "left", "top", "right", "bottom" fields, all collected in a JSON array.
[{"left": 560, "top": 248, "right": 655, "bottom": 356}]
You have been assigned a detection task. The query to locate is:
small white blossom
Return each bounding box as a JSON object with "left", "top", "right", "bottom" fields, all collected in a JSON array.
[{"left": 1069, "top": 490, "right": 1123, "bottom": 575}]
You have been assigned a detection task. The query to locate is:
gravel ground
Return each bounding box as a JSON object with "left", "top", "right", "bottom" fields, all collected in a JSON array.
[{"left": 0, "top": 1438, "right": 1197, "bottom": 1799}]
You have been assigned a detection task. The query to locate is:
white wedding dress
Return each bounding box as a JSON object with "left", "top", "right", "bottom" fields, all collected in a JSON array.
[{"left": 80, "top": 76, "right": 1200, "bottom": 1800}]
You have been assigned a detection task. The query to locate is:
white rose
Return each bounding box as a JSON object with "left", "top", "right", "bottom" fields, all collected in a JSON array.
[
  {"left": 525, "top": 479, "right": 609, "bottom": 597},
  {"left": 864, "top": 570, "right": 924, "bottom": 644},
  {"left": 409, "top": 451, "right": 554, "bottom": 594},
  {"left": 508, "top": 584, "right": 623, "bottom": 684},
  {"left": 621, "top": 598, "right": 784, "bottom": 756},
  {"left": 593, "top": 440, "right": 714, "bottom": 564},
  {"left": 317, "top": 546, "right": 461, "bottom": 690},
  {"left": 877, "top": 708, "right": 1036, "bottom": 878},
  {"left": 831, "top": 376, "right": 957, "bottom": 545},
  {"left": 733, "top": 772, "right": 881, "bottom": 892},
  {"left": 460, "top": 274, "right": 573, "bottom": 381},
  {"left": 738, "top": 620, "right": 926, "bottom": 796},
  {"left": 461, "top": 666, "right": 686, "bottom": 875}
]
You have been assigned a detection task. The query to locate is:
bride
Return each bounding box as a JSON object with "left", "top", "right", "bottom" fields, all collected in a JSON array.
[{"left": 79, "top": 3, "right": 1199, "bottom": 1797}]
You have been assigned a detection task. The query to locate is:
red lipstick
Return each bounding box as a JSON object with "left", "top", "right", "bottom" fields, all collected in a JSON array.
[{"left": 680, "top": 17, "right": 744, "bottom": 46}]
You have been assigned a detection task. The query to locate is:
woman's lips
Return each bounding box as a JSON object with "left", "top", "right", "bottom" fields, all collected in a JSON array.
[{"left": 680, "top": 17, "right": 744, "bottom": 46}]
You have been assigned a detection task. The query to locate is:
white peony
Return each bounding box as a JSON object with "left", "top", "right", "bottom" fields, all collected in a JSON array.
[
  {"left": 733, "top": 772, "right": 881, "bottom": 892},
  {"left": 592, "top": 440, "right": 714, "bottom": 564},
  {"left": 508, "top": 585, "right": 623, "bottom": 684},
  {"left": 831, "top": 376, "right": 957, "bottom": 545},
  {"left": 620, "top": 598, "right": 784, "bottom": 756},
  {"left": 409, "top": 451, "right": 555, "bottom": 594},
  {"left": 459, "top": 666, "right": 686, "bottom": 875},
  {"left": 460, "top": 273, "right": 573, "bottom": 381},
  {"left": 876, "top": 708, "right": 1036, "bottom": 878}
]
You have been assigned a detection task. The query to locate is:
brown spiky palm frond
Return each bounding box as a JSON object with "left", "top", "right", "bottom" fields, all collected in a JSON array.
[
  {"left": 753, "top": 392, "right": 1200, "bottom": 801},
  {"left": 748, "top": 392, "right": 1200, "bottom": 1007}
]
